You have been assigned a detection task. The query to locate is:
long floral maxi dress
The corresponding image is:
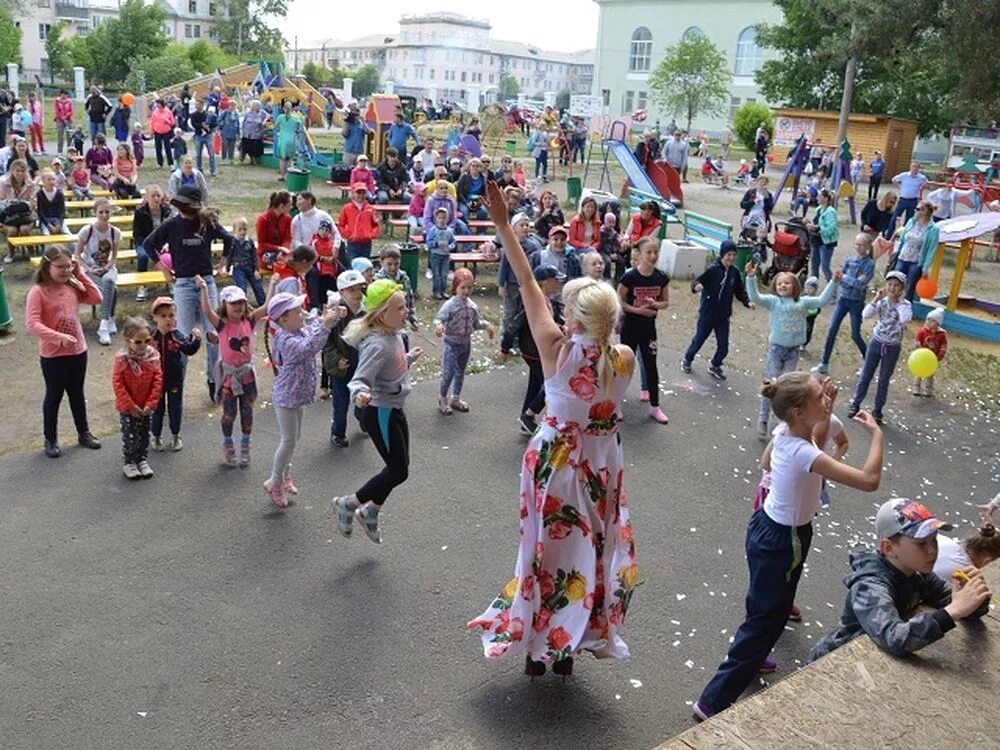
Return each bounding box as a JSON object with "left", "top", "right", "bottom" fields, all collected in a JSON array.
[{"left": 469, "top": 334, "right": 638, "bottom": 663}]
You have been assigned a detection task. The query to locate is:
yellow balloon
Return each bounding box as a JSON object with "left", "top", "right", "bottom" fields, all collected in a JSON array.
[{"left": 907, "top": 348, "right": 939, "bottom": 379}]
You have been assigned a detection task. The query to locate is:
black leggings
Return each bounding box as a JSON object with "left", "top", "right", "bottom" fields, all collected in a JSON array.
[
  {"left": 40, "top": 352, "right": 90, "bottom": 441},
  {"left": 152, "top": 382, "right": 184, "bottom": 437},
  {"left": 154, "top": 131, "right": 173, "bottom": 168},
  {"left": 357, "top": 406, "right": 409, "bottom": 506},
  {"left": 621, "top": 326, "right": 660, "bottom": 406},
  {"left": 522, "top": 356, "right": 545, "bottom": 416}
]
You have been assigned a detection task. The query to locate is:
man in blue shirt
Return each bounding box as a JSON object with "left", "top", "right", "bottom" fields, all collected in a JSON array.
[
  {"left": 341, "top": 103, "right": 370, "bottom": 165},
  {"left": 867, "top": 149, "right": 885, "bottom": 201},
  {"left": 889, "top": 160, "right": 928, "bottom": 231},
  {"left": 386, "top": 112, "right": 419, "bottom": 160}
]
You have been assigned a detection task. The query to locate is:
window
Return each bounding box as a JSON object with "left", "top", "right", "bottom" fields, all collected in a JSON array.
[
  {"left": 188, "top": 0, "right": 196, "bottom": 12},
  {"left": 461, "top": 71, "right": 467, "bottom": 82},
  {"left": 683, "top": 26, "right": 705, "bottom": 40},
  {"left": 184, "top": 23, "right": 192, "bottom": 38},
  {"left": 637, "top": 91, "right": 647, "bottom": 110},
  {"left": 623, "top": 90, "right": 635, "bottom": 113},
  {"left": 209, "top": 2, "right": 216, "bottom": 14},
  {"left": 488, "top": 73, "right": 494, "bottom": 84},
  {"left": 628, "top": 27, "right": 652, "bottom": 73},
  {"left": 601, "top": 89, "right": 610, "bottom": 106},
  {"left": 729, "top": 96, "right": 741, "bottom": 120},
  {"left": 193, "top": 24, "right": 201, "bottom": 37},
  {"left": 163, "top": 23, "right": 171, "bottom": 35},
  {"left": 38, "top": 22, "right": 51, "bottom": 40},
  {"left": 429, "top": 69, "right": 435, "bottom": 80},
  {"left": 735, "top": 27, "right": 763, "bottom": 75}
]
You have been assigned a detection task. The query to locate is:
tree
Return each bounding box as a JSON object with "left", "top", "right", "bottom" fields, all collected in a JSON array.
[
  {"left": 351, "top": 64, "right": 380, "bottom": 98},
  {"left": 125, "top": 52, "right": 195, "bottom": 92},
  {"left": 43, "top": 21, "right": 73, "bottom": 83},
  {"left": 214, "top": 0, "right": 286, "bottom": 60},
  {"left": 84, "top": 0, "right": 168, "bottom": 85},
  {"left": 555, "top": 88, "right": 571, "bottom": 111},
  {"left": 0, "top": 6, "right": 22, "bottom": 68},
  {"left": 497, "top": 73, "right": 519, "bottom": 101},
  {"left": 753, "top": 0, "right": 995, "bottom": 136},
  {"left": 732, "top": 102, "right": 774, "bottom": 151},
  {"left": 185, "top": 40, "right": 238, "bottom": 76},
  {"left": 66, "top": 35, "right": 93, "bottom": 75},
  {"left": 649, "top": 35, "right": 731, "bottom": 132}
]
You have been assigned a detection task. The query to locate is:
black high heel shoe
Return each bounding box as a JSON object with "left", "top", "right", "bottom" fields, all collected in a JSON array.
[
  {"left": 524, "top": 655, "right": 546, "bottom": 680},
  {"left": 552, "top": 657, "right": 574, "bottom": 681}
]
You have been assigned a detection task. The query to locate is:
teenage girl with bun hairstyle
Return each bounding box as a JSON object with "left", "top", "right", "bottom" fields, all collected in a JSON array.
[{"left": 694, "top": 371, "right": 884, "bottom": 721}]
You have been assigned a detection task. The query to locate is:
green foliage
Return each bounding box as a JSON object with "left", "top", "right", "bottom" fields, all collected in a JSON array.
[
  {"left": 351, "top": 64, "right": 380, "bottom": 99},
  {"left": 555, "top": 88, "right": 571, "bottom": 111},
  {"left": 213, "top": 0, "right": 286, "bottom": 60},
  {"left": 754, "top": 0, "right": 1000, "bottom": 136},
  {"left": 498, "top": 74, "right": 519, "bottom": 101},
  {"left": 124, "top": 54, "right": 195, "bottom": 93},
  {"left": 84, "top": 0, "right": 168, "bottom": 85},
  {"left": 732, "top": 103, "right": 774, "bottom": 151},
  {"left": 44, "top": 21, "right": 73, "bottom": 83},
  {"left": 649, "top": 34, "right": 731, "bottom": 132},
  {"left": 0, "top": 6, "right": 22, "bottom": 67},
  {"left": 186, "top": 40, "right": 238, "bottom": 76},
  {"left": 66, "top": 36, "right": 92, "bottom": 74}
]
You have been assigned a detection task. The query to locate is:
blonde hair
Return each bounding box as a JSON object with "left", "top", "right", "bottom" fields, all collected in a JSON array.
[
  {"left": 343, "top": 290, "right": 405, "bottom": 346},
  {"left": 761, "top": 372, "right": 814, "bottom": 422},
  {"left": 771, "top": 271, "right": 801, "bottom": 300},
  {"left": 562, "top": 277, "right": 621, "bottom": 390},
  {"left": 233, "top": 216, "right": 248, "bottom": 231}
]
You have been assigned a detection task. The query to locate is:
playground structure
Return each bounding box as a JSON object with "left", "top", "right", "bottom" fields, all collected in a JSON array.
[
  {"left": 913, "top": 211, "right": 1000, "bottom": 342},
  {"left": 585, "top": 120, "right": 684, "bottom": 208}
]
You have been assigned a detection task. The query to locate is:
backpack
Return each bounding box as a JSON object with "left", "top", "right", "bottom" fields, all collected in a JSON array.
[
  {"left": 329, "top": 165, "right": 352, "bottom": 184},
  {"left": 0, "top": 200, "right": 33, "bottom": 226}
]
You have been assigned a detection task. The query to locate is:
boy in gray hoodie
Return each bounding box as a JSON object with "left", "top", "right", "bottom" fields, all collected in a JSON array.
[{"left": 810, "top": 498, "right": 991, "bottom": 661}]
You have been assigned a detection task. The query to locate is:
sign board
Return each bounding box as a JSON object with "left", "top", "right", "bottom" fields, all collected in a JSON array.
[
  {"left": 570, "top": 94, "right": 603, "bottom": 118},
  {"left": 774, "top": 116, "right": 815, "bottom": 146}
]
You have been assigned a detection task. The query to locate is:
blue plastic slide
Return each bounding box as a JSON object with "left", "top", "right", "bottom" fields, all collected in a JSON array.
[{"left": 604, "top": 139, "right": 658, "bottom": 195}]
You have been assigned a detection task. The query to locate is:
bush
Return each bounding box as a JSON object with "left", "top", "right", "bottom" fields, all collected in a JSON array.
[
  {"left": 125, "top": 53, "right": 195, "bottom": 93},
  {"left": 732, "top": 102, "right": 774, "bottom": 151}
]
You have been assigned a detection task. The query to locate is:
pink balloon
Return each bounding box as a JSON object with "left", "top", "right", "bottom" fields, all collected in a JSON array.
[{"left": 159, "top": 252, "right": 173, "bottom": 271}]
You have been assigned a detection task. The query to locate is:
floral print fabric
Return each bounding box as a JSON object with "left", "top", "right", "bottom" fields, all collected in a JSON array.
[{"left": 469, "top": 335, "right": 638, "bottom": 662}]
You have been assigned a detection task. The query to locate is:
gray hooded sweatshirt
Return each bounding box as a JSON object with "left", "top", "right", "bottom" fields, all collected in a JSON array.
[
  {"left": 348, "top": 331, "right": 414, "bottom": 409},
  {"left": 809, "top": 550, "right": 986, "bottom": 662}
]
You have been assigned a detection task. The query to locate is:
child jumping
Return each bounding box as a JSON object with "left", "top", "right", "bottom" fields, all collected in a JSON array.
[
  {"left": 617, "top": 236, "right": 670, "bottom": 424},
  {"left": 113, "top": 317, "right": 163, "bottom": 480},
  {"left": 197, "top": 278, "right": 268, "bottom": 466},
  {"left": 332, "top": 279, "right": 424, "bottom": 544},
  {"left": 434, "top": 268, "right": 495, "bottom": 414},
  {"left": 746, "top": 263, "right": 839, "bottom": 437},
  {"left": 847, "top": 270, "right": 913, "bottom": 424},
  {"left": 813, "top": 233, "right": 876, "bottom": 375},
  {"left": 694, "top": 372, "right": 884, "bottom": 721},
  {"left": 912, "top": 307, "right": 947, "bottom": 397},
  {"left": 264, "top": 292, "right": 340, "bottom": 508},
  {"left": 150, "top": 296, "right": 201, "bottom": 452}
]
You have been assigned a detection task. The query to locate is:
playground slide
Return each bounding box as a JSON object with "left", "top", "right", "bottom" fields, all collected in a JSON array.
[{"left": 604, "top": 139, "right": 683, "bottom": 205}]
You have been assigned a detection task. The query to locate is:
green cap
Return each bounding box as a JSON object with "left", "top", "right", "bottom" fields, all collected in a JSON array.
[{"left": 363, "top": 278, "right": 403, "bottom": 310}]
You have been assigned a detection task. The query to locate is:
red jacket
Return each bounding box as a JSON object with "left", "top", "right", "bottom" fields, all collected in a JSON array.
[
  {"left": 916, "top": 326, "right": 948, "bottom": 360},
  {"left": 627, "top": 216, "right": 662, "bottom": 244},
  {"left": 256, "top": 210, "right": 292, "bottom": 269},
  {"left": 311, "top": 234, "right": 339, "bottom": 277},
  {"left": 54, "top": 97, "right": 74, "bottom": 125},
  {"left": 337, "top": 200, "right": 380, "bottom": 243},
  {"left": 569, "top": 214, "right": 602, "bottom": 250},
  {"left": 113, "top": 349, "right": 163, "bottom": 413}
]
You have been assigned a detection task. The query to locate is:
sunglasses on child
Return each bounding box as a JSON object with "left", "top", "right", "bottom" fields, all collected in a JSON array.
[{"left": 130, "top": 336, "right": 153, "bottom": 345}]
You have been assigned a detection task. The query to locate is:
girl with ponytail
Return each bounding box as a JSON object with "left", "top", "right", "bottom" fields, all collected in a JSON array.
[{"left": 469, "top": 181, "right": 638, "bottom": 681}]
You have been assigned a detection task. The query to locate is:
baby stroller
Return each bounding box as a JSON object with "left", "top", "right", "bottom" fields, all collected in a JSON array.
[
  {"left": 739, "top": 216, "right": 770, "bottom": 266},
  {"left": 763, "top": 218, "right": 810, "bottom": 284}
]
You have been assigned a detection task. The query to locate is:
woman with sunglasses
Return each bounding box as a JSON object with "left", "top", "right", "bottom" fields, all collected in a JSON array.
[
  {"left": 25, "top": 246, "right": 104, "bottom": 457},
  {"left": 892, "top": 200, "right": 940, "bottom": 302},
  {"left": 74, "top": 197, "right": 122, "bottom": 346}
]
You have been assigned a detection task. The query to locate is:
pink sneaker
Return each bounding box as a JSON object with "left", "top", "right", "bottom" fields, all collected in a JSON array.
[
  {"left": 263, "top": 478, "right": 288, "bottom": 508},
  {"left": 282, "top": 475, "right": 299, "bottom": 495},
  {"left": 650, "top": 407, "right": 669, "bottom": 424},
  {"left": 639, "top": 389, "right": 650, "bottom": 402},
  {"left": 788, "top": 604, "right": 802, "bottom": 622},
  {"left": 759, "top": 657, "right": 778, "bottom": 674}
]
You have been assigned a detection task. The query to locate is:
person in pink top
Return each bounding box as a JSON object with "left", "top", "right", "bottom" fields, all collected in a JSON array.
[
  {"left": 24, "top": 246, "right": 105, "bottom": 458},
  {"left": 112, "top": 143, "right": 140, "bottom": 198},
  {"left": 350, "top": 154, "right": 377, "bottom": 201},
  {"left": 27, "top": 91, "right": 44, "bottom": 155},
  {"left": 148, "top": 98, "right": 176, "bottom": 169},
  {"left": 54, "top": 89, "right": 74, "bottom": 154}
]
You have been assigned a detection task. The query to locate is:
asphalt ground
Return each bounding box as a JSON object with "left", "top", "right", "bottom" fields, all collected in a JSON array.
[{"left": 2, "top": 344, "right": 998, "bottom": 750}]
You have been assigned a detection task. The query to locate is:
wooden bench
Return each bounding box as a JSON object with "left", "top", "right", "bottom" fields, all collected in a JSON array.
[
  {"left": 64, "top": 198, "right": 142, "bottom": 216},
  {"left": 9, "top": 230, "right": 135, "bottom": 254},
  {"left": 387, "top": 217, "right": 496, "bottom": 237},
  {"left": 325, "top": 181, "right": 350, "bottom": 199},
  {"left": 64, "top": 215, "right": 131, "bottom": 231},
  {"left": 409, "top": 234, "right": 494, "bottom": 246},
  {"left": 29, "top": 242, "right": 223, "bottom": 267},
  {"left": 449, "top": 251, "right": 498, "bottom": 277},
  {"left": 681, "top": 209, "right": 733, "bottom": 254}
]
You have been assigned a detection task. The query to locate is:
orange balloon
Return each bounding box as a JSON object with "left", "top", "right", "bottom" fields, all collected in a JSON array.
[
  {"left": 915, "top": 277, "right": 937, "bottom": 299},
  {"left": 121, "top": 92, "right": 135, "bottom": 106}
]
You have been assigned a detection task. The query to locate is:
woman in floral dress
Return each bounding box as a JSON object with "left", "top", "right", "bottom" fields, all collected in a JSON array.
[{"left": 469, "top": 182, "right": 639, "bottom": 678}]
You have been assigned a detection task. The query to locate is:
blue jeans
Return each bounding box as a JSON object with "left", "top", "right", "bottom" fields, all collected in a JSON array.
[
  {"left": 88, "top": 120, "right": 105, "bottom": 146},
  {"left": 194, "top": 133, "right": 215, "bottom": 175},
  {"left": 759, "top": 343, "right": 801, "bottom": 424},
  {"left": 852, "top": 338, "right": 901, "bottom": 415},
  {"left": 684, "top": 313, "right": 731, "bottom": 368},
  {"left": 809, "top": 239, "right": 835, "bottom": 281},
  {"left": 698, "top": 509, "right": 812, "bottom": 713},
  {"left": 232, "top": 266, "right": 267, "bottom": 306},
  {"left": 440, "top": 339, "right": 471, "bottom": 398},
  {"left": 86, "top": 268, "right": 118, "bottom": 320},
  {"left": 820, "top": 297, "right": 866, "bottom": 366},
  {"left": 330, "top": 374, "right": 363, "bottom": 440},
  {"left": 888, "top": 197, "right": 918, "bottom": 235},
  {"left": 136, "top": 242, "right": 150, "bottom": 272},
  {"left": 377, "top": 189, "right": 412, "bottom": 205},
  {"left": 534, "top": 150, "right": 548, "bottom": 178},
  {"left": 458, "top": 202, "right": 487, "bottom": 221},
  {"left": 429, "top": 251, "right": 450, "bottom": 296},
  {"left": 894, "top": 258, "right": 923, "bottom": 302},
  {"left": 346, "top": 241, "right": 372, "bottom": 264},
  {"left": 174, "top": 276, "right": 219, "bottom": 386}
]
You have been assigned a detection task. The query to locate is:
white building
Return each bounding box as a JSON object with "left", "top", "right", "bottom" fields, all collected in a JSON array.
[
  {"left": 290, "top": 12, "right": 594, "bottom": 108},
  {"left": 15, "top": 0, "right": 92, "bottom": 79},
  {"left": 90, "top": 0, "right": 219, "bottom": 44},
  {"left": 593, "top": 0, "right": 783, "bottom": 133}
]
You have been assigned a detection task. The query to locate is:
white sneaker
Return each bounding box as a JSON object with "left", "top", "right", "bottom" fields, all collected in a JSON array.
[
  {"left": 447, "top": 271, "right": 455, "bottom": 282},
  {"left": 97, "top": 319, "right": 111, "bottom": 346},
  {"left": 122, "top": 463, "right": 141, "bottom": 479},
  {"left": 137, "top": 460, "right": 154, "bottom": 478},
  {"left": 151, "top": 436, "right": 164, "bottom": 452},
  {"left": 425, "top": 269, "right": 433, "bottom": 280},
  {"left": 171, "top": 435, "right": 183, "bottom": 451},
  {"left": 136, "top": 285, "right": 147, "bottom": 301},
  {"left": 106, "top": 318, "right": 117, "bottom": 335},
  {"left": 811, "top": 363, "right": 829, "bottom": 375}
]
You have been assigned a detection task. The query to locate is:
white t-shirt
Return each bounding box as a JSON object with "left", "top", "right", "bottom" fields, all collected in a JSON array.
[
  {"left": 932, "top": 535, "right": 970, "bottom": 580},
  {"left": 78, "top": 223, "right": 122, "bottom": 269},
  {"left": 764, "top": 434, "right": 824, "bottom": 526}
]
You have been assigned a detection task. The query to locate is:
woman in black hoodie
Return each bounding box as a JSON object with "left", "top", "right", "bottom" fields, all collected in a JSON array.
[{"left": 131, "top": 184, "right": 173, "bottom": 301}]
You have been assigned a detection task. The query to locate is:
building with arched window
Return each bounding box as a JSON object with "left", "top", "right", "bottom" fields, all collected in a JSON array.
[{"left": 593, "top": 0, "right": 782, "bottom": 134}]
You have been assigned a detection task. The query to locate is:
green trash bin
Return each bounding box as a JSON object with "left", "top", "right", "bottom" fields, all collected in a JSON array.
[
  {"left": 331, "top": 150, "right": 342, "bottom": 165},
  {"left": 399, "top": 242, "right": 420, "bottom": 295},
  {"left": 566, "top": 177, "right": 582, "bottom": 207},
  {"left": 286, "top": 167, "right": 310, "bottom": 194},
  {"left": 734, "top": 243, "right": 752, "bottom": 280},
  {"left": 505, "top": 139, "right": 517, "bottom": 156},
  {"left": 0, "top": 265, "right": 12, "bottom": 331}
]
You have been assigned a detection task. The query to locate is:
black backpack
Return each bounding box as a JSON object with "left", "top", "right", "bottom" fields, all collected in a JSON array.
[
  {"left": 329, "top": 165, "right": 352, "bottom": 184},
  {"left": 0, "top": 200, "right": 33, "bottom": 226}
]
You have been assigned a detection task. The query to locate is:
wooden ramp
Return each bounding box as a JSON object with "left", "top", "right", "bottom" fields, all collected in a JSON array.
[
  {"left": 655, "top": 566, "right": 1000, "bottom": 749},
  {"left": 143, "top": 63, "right": 260, "bottom": 106}
]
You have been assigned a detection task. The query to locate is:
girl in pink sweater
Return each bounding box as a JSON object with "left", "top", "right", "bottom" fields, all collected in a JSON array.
[{"left": 24, "top": 246, "right": 105, "bottom": 458}]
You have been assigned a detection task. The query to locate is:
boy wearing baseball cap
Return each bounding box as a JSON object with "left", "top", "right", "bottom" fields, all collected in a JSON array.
[
  {"left": 150, "top": 296, "right": 202, "bottom": 452},
  {"left": 809, "top": 498, "right": 991, "bottom": 661},
  {"left": 322, "top": 270, "right": 368, "bottom": 447}
]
